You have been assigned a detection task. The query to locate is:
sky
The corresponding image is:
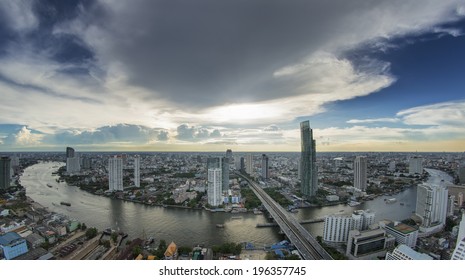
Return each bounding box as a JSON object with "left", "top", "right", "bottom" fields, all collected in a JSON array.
[{"left": 0, "top": 0, "right": 464, "bottom": 152}]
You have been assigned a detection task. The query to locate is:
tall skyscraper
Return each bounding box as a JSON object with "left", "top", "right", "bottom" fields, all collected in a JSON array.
[
  {"left": 134, "top": 155, "right": 140, "bottom": 188},
  {"left": 245, "top": 154, "right": 253, "bottom": 175},
  {"left": 415, "top": 183, "right": 448, "bottom": 230},
  {"left": 207, "top": 157, "right": 229, "bottom": 191},
  {"left": 300, "top": 120, "right": 317, "bottom": 197},
  {"left": 261, "top": 154, "right": 269, "bottom": 180},
  {"left": 354, "top": 156, "right": 367, "bottom": 191},
  {"left": 207, "top": 168, "right": 222, "bottom": 207},
  {"left": 459, "top": 164, "right": 465, "bottom": 185},
  {"left": 409, "top": 156, "right": 423, "bottom": 175},
  {"left": 225, "top": 149, "right": 233, "bottom": 161},
  {"left": 66, "top": 147, "right": 75, "bottom": 158},
  {"left": 240, "top": 157, "right": 245, "bottom": 172},
  {"left": 0, "top": 157, "right": 11, "bottom": 190},
  {"left": 108, "top": 156, "right": 123, "bottom": 192}
]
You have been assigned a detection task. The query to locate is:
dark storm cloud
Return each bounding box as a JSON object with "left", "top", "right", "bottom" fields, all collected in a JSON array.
[{"left": 84, "top": 0, "right": 367, "bottom": 107}]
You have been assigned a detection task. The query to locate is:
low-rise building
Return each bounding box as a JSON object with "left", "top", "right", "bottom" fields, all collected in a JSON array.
[
  {"left": 386, "top": 244, "right": 433, "bottom": 260},
  {"left": 383, "top": 222, "right": 419, "bottom": 248},
  {"left": 0, "top": 232, "right": 29, "bottom": 260},
  {"left": 346, "top": 229, "right": 395, "bottom": 260}
]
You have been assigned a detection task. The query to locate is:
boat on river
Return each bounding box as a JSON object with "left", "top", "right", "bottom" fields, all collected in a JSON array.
[{"left": 60, "top": 201, "right": 71, "bottom": 206}]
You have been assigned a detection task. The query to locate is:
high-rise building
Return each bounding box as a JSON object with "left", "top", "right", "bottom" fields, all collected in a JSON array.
[
  {"left": 354, "top": 156, "right": 367, "bottom": 191},
  {"left": 66, "top": 157, "right": 81, "bottom": 174},
  {"left": 226, "top": 149, "right": 233, "bottom": 161},
  {"left": 386, "top": 244, "right": 432, "bottom": 260},
  {"left": 451, "top": 213, "right": 465, "bottom": 260},
  {"left": 207, "top": 168, "right": 222, "bottom": 207},
  {"left": 448, "top": 195, "right": 455, "bottom": 216},
  {"left": 207, "top": 157, "right": 229, "bottom": 191},
  {"left": 108, "top": 156, "right": 123, "bottom": 192},
  {"left": 300, "top": 120, "right": 317, "bottom": 197},
  {"left": 66, "top": 147, "right": 75, "bottom": 158},
  {"left": 134, "top": 155, "right": 140, "bottom": 188},
  {"left": 261, "top": 154, "right": 269, "bottom": 180},
  {"left": 0, "top": 157, "right": 11, "bottom": 190},
  {"left": 459, "top": 165, "right": 465, "bottom": 185},
  {"left": 409, "top": 156, "right": 423, "bottom": 175},
  {"left": 240, "top": 157, "right": 245, "bottom": 172},
  {"left": 245, "top": 154, "right": 253, "bottom": 175},
  {"left": 82, "top": 157, "right": 92, "bottom": 169},
  {"left": 415, "top": 183, "right": 448, "bottom": 230}
]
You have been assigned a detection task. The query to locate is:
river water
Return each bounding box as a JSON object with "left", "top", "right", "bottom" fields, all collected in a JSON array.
[{"left": 21, "top": 162, "right": 450, "bottom": 247}]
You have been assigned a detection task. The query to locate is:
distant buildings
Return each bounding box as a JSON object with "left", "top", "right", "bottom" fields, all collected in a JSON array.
[
  {"left": 415, "top": 183, "right": 448, "bottom": 233},
  {"left": 300, "top": 120, "right": 317, "bottom": 197},
  {"left": 207, "top": 168, "right": 222, "bottom": 207},
  {"left": 409, "top": 156, "right": 423, "bottom": 175},
  {"left": 459, "top": 165, "right": 465, "bottom": 185},
  {"left": 323, "top": 210, "right": 375, "bottom": 243},
  {"left": 0, "top": 156, "right": 11, "bottom": 190},
  {"left": 108, "top": 156, "right": 123, "bottom": 192},
  {"left": 134, "top": 155, "right": 140, "bottom": 188},
  {"left": 65, "top": 147, "right": 80, "bottom": 174},
  {"left": 261, "top": 154, "right": 269, "bottom": 180},
  {"left": 245, "top": 154, "right": 253, "bottom": 175},
  {"left": 386, "top": 244, "right": 433, "bottom": 260},
  {"left": 354, "top": 156, "right": 367, "bottom": 191}
]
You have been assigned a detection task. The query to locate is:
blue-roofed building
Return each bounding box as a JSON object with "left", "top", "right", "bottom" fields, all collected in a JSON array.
[{"left": 0, "top": 232, "right": 29, "bottom": 260}]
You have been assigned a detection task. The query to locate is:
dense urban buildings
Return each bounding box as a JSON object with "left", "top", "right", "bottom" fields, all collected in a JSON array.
[
  {"left": 300, "top": 120, "right": 317, "bottom": 197},
  {"left": 108, "top": 156, "right": 123, "bottom": 192},
  {"left": 354, "top": 156, "right": 367, "bottom": 191}
]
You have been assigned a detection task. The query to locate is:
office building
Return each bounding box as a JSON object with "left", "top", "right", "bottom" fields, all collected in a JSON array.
[
  {"left": 108, "top": 156, "right": 123, "bottom": 192},
  {"left": 300, "top": 120, "right": 317, "bottom": 197},
  {"left": 386, "top": 244, "right": 432, "bottom": 260},
  {"left": 409, "top": 156, "right": 423, "bottom": 175},
  {"left": 354, "top": 156, "right": 367, "bottom": 191},
  {"left": 240, "top": 157, "right": 245, "bottom": 172},
  {"left": 225, "top": 149, "right": 233, "bottom": 161},
  {"left": 0, "top": 232, "right": 29, "bottom": 260},
  {"left": 66, "top": 156, "right": 81, "bottom": 174},
  {"left": 207, "top": 157, "right": 229, "bottom": 191},
  {"left": 245, "top": 154, "right": 253, "bottom": 175},
  {"left": 0, "top": 157, "right": 11, "bottom": 190},
  {"left": 346, "top": 229, "right": 395, "bottom": 259},
  {"left": 261, "top": 154, "right": 269, "bottom": 180},
  {"left": 383, "top": 222, "right": 418, "bottom": 248},
  {"left": 207, "top": 168, "right": 222, "bottom": 207},
  {"left": 134, "top": 155, "right": 140, "bottom": 188},
  {"left": 415, "top": 183, "right": 448, "bottom": 232}
]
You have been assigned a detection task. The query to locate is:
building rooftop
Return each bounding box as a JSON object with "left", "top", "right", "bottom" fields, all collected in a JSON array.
[
  {"left": 388, "top": 222, "right": 418, "bottom": 234},
  {"left": 0, "top": 232, "right": 22, "bottom": 246}
]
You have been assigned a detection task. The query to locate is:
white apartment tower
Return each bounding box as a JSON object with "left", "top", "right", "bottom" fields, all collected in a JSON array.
[
  {"left": 108, "top": 156, "right": 123, "bottom": 192},
  {"left": 354, "top": 156, "right": 367, "bottom": 191},
  {"left": 323, "top": 210, "right": 375, "bottom": 243},
  {"left": 207, "top": 168, "right": 222, "bottom": 207},
  {"left": 134, "top": 155, "right": 140, "bottom": 188},
  {"left": 415, "top": 183, "right": 448, "bottom": 230}
]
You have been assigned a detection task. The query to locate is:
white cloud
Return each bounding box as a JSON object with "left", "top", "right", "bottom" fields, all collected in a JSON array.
[
  {"left": 347, "top": 118, "right": 400, "bottom": 124},
  {"left": 397, "top": 100, "right": 465, "bottom": 126},
  {"left": 0, "top": 0, "right": 38, "bottom": 32}
]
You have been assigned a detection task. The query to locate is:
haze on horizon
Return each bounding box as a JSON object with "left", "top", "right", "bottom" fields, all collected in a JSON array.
[{"left": 0, "top": 1, "right": 464, "bottom": 153}]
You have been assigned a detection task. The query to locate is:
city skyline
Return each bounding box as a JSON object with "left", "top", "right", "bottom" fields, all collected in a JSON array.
[{"left": 0, "top": 1, "right": 465, "bottom": 152}]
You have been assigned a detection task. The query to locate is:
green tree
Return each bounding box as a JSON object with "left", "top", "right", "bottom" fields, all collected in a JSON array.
[
  {"left": 111, "top": 232, "right": 118, "bottom": 243},
  {"left": 85, "top": 227, "right": 98, "bottom": 240},
  {"left": 132, "top": 245, "right": 142, "bottom": 258},
  {"left": 81, "top": 223, "right": 87, "bottom": 230}
]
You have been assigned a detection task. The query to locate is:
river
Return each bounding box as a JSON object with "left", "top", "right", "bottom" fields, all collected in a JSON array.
[{"left": 21, "top": 162, "right": 449, "bottom": 247}]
